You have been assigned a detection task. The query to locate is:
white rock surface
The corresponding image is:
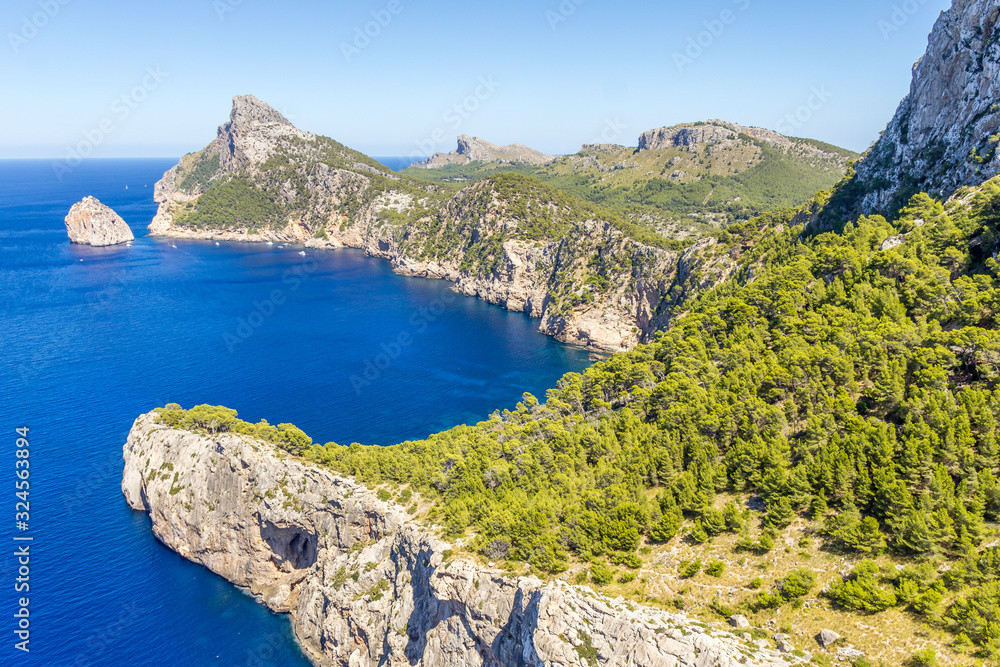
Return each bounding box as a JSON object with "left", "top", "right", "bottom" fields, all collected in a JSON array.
[
  {"left": 64, "top": 196, "right": 134, "bottom": 246},
  {"left": 122, "top": 412, "right": 807, "bottom": 667}
]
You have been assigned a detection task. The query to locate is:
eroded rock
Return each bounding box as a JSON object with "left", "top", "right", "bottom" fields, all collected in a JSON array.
[
  {"left": 64, "top": 196, "right": 134, "bottom": 246},
  {"left": 122, "top": 412, "right": 809, "bottom": 667}
]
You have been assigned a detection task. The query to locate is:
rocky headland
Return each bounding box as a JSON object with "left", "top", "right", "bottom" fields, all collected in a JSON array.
[
  {"left": 122, "top": 411, "right": 806, "bottom": 667},
  {"left": 147, "top": 96, "right": 741, "bottom": 353}
]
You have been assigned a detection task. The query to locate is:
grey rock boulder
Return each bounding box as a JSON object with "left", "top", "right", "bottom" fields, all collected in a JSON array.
[
  {"left": 64, "top": 196, "right": 134, "bottom": 246},
  {"left": 730, "top": 614, "right": 751, "bottom": 629},
  {"left": 817, "top": 629, "right": 841, "bottom": 647}
]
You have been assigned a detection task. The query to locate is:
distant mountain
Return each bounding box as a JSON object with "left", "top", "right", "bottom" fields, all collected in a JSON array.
[
  {"left": 410, "top": 135, "right": 554, "bottom": 169},
  {"left": 849, "top": 0, "right": 1000, "bottom": 216},
  {"left": 404, "top": 120, "right": 858, "bottom": 231}
]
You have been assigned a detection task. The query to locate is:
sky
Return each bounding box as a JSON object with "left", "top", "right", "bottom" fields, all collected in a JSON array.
[{"left": 0, "top": 0, "right": 953, "bottom": 160}]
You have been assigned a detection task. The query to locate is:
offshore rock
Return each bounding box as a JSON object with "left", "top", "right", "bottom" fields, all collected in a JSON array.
[{"left": 64, "top": 196, "right": 134, "bottom": 246}]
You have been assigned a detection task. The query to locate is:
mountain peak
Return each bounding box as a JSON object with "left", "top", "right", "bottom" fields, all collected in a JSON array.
[
  {"left": 228, "top": 95, "right": 292, "bottom": 130},
  {"left": 412, "top": 135, "right": 554, "bottom": 169}
]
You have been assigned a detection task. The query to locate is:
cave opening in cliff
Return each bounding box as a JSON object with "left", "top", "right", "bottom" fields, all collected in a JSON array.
[{"left": 261, "top": 522, "right": 318, "bottom": 570}]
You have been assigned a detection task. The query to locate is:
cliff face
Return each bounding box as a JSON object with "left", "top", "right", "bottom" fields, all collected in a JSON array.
[
  {"left": 854, "top": 0, "right": 1000, "bottom": 215},
  {"left": 149, "top": 96, "right": 735, "bottom": 353},
  {"left": 637, "top": 120, "right": 847, "bottom": 162},
  {"left": 411, "top": 135, "right": 554, "bottom": 169},
  {"left": 122, "top": 412, "right": 802, "bottom": 667},
  {"left": 64, "top": 196, "right": 134, "bottom": 246}
]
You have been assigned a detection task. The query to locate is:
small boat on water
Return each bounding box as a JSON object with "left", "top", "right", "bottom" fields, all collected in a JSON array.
[
  {"left": 266, "top": 241, "right": 274, "bottom": 245},
  {"left": 215, "top": 242, "right": 220, "bottom": 246},
  {"left": 298, "top": 251, "right": 306, "bottom": 256}
]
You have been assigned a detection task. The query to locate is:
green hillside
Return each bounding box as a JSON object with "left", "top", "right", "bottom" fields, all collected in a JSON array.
[
  {"left": 158, "top": 176, "right": 1000, "bottom": 663},
  {"left": 403, "top": 128, "right": 858, "bottom": 236}
]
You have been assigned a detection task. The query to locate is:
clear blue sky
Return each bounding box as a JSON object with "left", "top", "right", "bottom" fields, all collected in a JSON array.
[{"left": 0, "top": 0, "right": 952, "bottom": 159}]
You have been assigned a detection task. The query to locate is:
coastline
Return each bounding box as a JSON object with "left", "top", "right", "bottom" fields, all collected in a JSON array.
[{"left": 146, "top": 225, "right": 658, "bottom": 354}]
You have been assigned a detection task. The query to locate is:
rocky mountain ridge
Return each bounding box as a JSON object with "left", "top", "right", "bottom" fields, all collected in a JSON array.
[
  {"left": 852, "top": 0, "right": 1000, "bottom": 215},
  {"left": 637, "top": 119, "right": 846, "bottom": 162},
  {"left": 121, "top": 411, "right": 805, "bottom": 667},
  {"left": 411, "top": 135, "right": 555, "bottom": 169},
  {"left": 64, "top": 196, "right": 134, "bottom": 246}
]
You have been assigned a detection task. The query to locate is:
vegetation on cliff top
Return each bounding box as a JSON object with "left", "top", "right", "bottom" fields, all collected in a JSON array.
[
  {"left": 157, "top": 176, "right": 1000, "bottom": 657},
  {"left": 403, "top": 135, "right": 857, "bottom": 230}
]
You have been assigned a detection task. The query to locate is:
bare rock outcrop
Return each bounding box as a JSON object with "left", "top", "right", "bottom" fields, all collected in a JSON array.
[
  {"left": 412, "top": 135, "right": 554, "bottom": 169},
  {"left": 637, "top": 119, "right": 844, "bottom": 162},
  {"left": 64, "top": 196, "right": 134, "bottom": 246},
  {"left": 853, "top": 0, "right": 1000, "bottom": 214},
  {"left": 122, "top": 412, "right": 806, "bottom": 667}
]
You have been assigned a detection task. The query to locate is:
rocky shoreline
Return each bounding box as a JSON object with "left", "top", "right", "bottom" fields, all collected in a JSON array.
[{"left": 122, "top": 411, "right": 805, "bottom": 667}]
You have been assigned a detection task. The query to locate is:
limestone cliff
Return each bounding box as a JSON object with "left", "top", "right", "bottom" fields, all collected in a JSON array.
[
  {"left": 638, "top": 120, "right": 847, "bottom": 164},
  {"left": 411, "top": 135, "right": 555, "bottom": 169},
  {"left": 64, "top": 196, "right": 134, "bottom": 246},
  {"left": 149, "top": 96, "right": 737, "bottom": 353},
  {"left": 122, "top": 412, "right": 804, "bottom": 667},
  {"left": 853, "top": 0, "right": 1000, "bottom": 215}
]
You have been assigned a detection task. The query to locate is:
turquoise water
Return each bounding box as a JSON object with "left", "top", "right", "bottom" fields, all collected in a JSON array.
[{"left": 0, "top": 159, "right": 590, "bottom": 665}]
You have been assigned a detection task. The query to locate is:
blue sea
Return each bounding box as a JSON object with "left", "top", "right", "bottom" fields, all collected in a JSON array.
[{"left": 0, "top": 159, "right": 590, "bottom": 665}]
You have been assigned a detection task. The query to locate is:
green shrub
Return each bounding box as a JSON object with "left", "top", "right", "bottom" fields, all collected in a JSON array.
[
  {"left": 826, "top": 560, "right": 898, "bottom": 613},
  {"left": 590, "top": 561, "right": 614, "bottom": 586},
  {"left": 705, "top": 561, "right": 726, "bottom": 578},
  {"left": 678, "top": 559, "right": 702, "bottom": 579}
]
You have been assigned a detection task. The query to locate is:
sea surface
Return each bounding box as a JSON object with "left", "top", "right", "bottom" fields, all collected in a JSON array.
[{"left": 0, "top": 159, "right": 590, "bottom": 665}]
